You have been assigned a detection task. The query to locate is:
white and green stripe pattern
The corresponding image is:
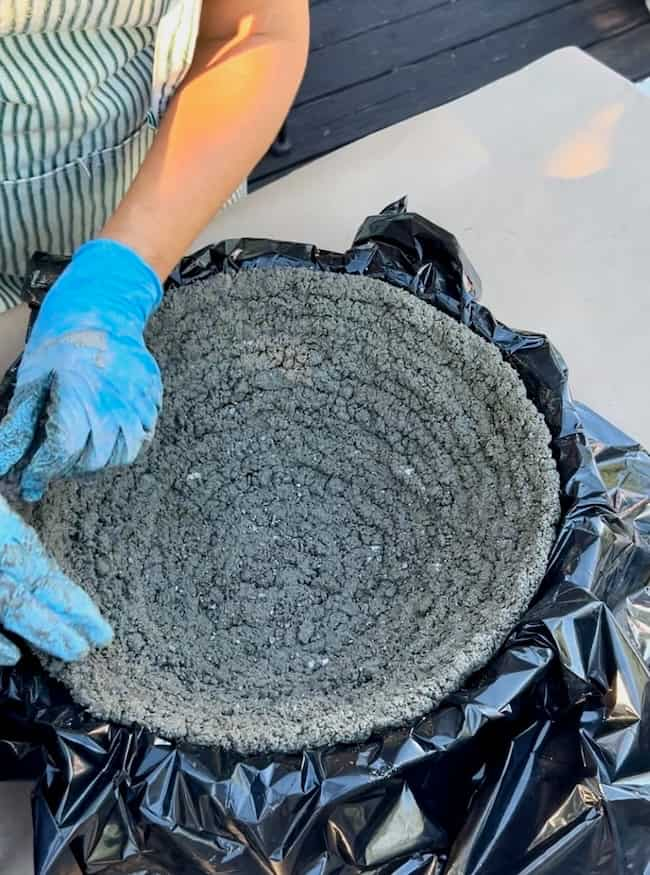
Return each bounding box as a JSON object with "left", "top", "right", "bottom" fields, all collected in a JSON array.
[{"left": 0, "top": 0, "right": 203, "bottom": 312}]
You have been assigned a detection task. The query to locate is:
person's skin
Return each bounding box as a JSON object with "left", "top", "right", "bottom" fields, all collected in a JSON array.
[{"left": 99, "top": 0, "right": 310, "bottom": 280}]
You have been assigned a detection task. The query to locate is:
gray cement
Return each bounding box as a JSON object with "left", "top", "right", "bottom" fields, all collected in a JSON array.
[{"left": 33, "top": 268, "right": 560, "bottom": 753}]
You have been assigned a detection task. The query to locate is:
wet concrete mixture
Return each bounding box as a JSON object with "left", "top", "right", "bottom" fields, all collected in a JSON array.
[{"left": 33, "top": 268, "right": 560, "bottom": 753}]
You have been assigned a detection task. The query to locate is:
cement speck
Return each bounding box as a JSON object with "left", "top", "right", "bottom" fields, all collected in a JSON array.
[{"left": 33, "top": 268, "right": 560, "bottom": 753}]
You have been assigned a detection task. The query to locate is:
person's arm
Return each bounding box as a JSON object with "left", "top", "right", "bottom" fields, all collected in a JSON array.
[
  {"left": 0, "top": 0, "right": 308, "bottom": 501},
  {"left": 100, "top": 0, "right": 310, "bottom": 279}
]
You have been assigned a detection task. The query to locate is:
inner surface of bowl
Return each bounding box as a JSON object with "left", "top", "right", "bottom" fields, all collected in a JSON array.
[{"left": 35, "top": 268, "right": 560, "bottom": 753}]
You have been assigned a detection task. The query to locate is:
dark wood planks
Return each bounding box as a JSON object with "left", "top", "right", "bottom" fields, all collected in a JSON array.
[
  {"left": 308, "top": 0, "right": 450, "bottom": 52},
  {"left": 589, "top": 22, "right": 650, "bottom": 79},
  {"left": 299, "top": 0, "right": 576, "bottom": 104},
  {"left": 252, "top": 0, "right": 650, "bottom": 187}
]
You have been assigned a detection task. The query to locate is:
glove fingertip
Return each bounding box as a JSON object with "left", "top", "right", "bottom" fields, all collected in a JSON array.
[
  {"left": 20, "top": 451, "right": 62, "bottom": 503},
  {"left": 0, "top": 634, "right": 21, "bottom": 666},
  {"left": 139, "top": 398, "right": 160, "bottom": 435},
  {"left": 52, "top": 574, "right": 114, "bottom": 648},
  {"left": 90, "top": 617, "right": 114, "bottom": 648},
  {"left": 20, "top": 476, "right": 47, "bottom": 504},
  {"left": 70, "top": 587, "right": 115, "bottom": 644},
  {"left": 75, "top": 605, "right": 114, "bottom": 648}
]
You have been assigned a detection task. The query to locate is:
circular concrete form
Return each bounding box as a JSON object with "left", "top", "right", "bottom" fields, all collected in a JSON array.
[{"left": 35, "top": 268, "right": 560, "bottom": 753}]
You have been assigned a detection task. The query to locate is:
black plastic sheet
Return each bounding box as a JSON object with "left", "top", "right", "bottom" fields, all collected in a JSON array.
[{"left": 1, "top": 200, "right": 649, "bottom": 875}]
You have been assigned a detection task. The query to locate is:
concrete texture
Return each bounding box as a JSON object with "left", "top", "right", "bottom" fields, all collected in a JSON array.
[{"left": 33, "top": 268, "right": 559, "bottom": 753}]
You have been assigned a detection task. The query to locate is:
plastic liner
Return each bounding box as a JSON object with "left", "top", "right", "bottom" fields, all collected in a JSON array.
[{"left": 1, "top": 199, "right": 649, "bottom": 875}]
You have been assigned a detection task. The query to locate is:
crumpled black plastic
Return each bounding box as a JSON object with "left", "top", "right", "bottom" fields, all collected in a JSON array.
[{"left": 1, "top": 199, "right": 649, "bottom": 875}]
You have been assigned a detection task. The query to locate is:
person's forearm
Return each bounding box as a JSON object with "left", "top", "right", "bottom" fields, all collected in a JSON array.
[{"left": 99, "top": 2, "right": 309, "bottom": 280}]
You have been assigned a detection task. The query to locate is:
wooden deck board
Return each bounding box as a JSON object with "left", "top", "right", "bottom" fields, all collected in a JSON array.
[
  {"left": 252, "top": 0, "right": 650, "bottom": 187},
  {"left": 590, "top": 21, "right": 650, "bottom": 78}
]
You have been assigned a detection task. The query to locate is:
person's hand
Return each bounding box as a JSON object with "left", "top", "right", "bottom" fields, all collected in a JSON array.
[
  {"left": 0, "top": 240, "right": 163, "bottom": 501},
  {"left": 0, "top": 494, "right": 112, "bottom": 665}
]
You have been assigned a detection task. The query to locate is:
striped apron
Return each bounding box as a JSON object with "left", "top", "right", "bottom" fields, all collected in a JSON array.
[{"left": 0, "top": 1, "right": 245, "bottom": 313}]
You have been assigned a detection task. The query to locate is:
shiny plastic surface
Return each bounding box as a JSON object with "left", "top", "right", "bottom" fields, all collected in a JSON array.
[{"left": 1, "top": 200, "right": 649, "bottom": 874}]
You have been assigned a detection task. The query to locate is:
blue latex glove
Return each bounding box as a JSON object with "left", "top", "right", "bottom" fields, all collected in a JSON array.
[
  {"left": 0, "top": 239, "right": 163, "bottom": 501},
  {"left": 0, "top": 493, "right": 112, "bottom": 664}
]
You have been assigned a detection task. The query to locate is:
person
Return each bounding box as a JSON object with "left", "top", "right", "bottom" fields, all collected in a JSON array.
[{"left": 0, "top": 0, "right": 310, "bottom": 665}]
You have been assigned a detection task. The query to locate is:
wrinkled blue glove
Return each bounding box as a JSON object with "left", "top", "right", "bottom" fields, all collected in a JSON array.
[
  {"left": 0, "top": 240, "right": 163, "bottom": 501},
  {"left": 0, "top": 493, "right": 112, "bottom": 664}
]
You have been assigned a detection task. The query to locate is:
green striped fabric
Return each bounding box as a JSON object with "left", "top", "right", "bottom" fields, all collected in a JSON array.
[{"left": 0, "top": 0, "right": 206, "bottom": 312}]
